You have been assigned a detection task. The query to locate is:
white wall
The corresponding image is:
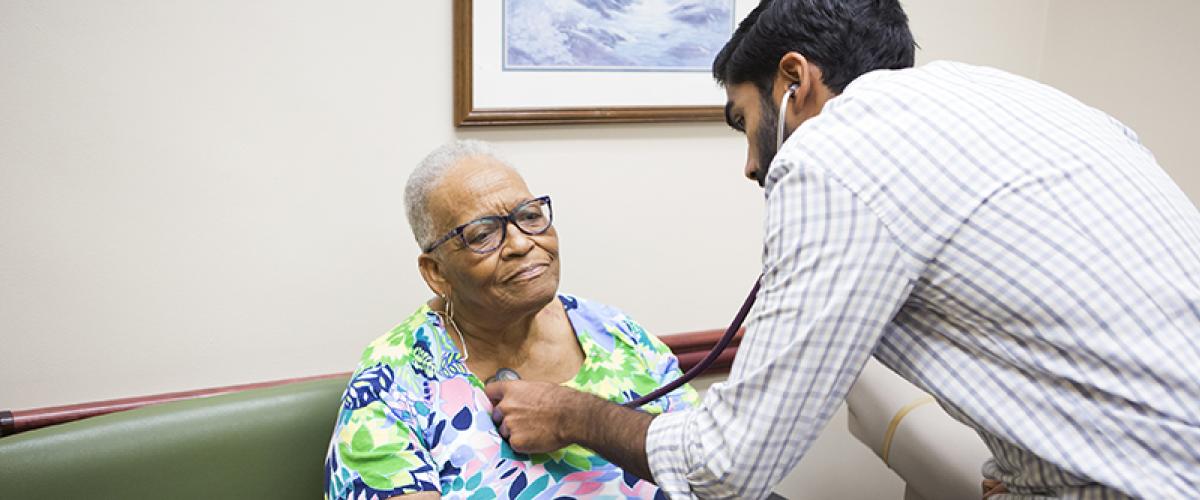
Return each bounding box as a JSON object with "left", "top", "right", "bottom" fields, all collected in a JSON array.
[
  {"left": 1039, "top": 0, "right": 1200, "bottom": 201},
  {"left": 6, "top": 0, "right": 1154, "bottom": 498}
]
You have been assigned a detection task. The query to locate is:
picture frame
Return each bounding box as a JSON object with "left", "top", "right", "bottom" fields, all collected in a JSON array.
[{"left": 453, "top": 0, "right": 748, "bottom": 126}]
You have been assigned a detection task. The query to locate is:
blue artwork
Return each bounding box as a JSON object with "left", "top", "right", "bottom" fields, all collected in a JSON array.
[{"left": 503, "top": 0, "right": 735, "bottom": 71}]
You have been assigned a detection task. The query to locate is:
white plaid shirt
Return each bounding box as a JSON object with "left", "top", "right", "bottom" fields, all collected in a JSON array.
[{"left": 646, "top": 61, "right": 1200, "bottom": 499}]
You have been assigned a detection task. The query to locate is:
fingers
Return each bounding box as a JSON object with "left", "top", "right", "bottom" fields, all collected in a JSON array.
[
  {"left": 490, "top": 399, "right": 511, "bottom": 441},
  {"left": 488, "top": 388, "right": 510, "bottom": 439},
  {"left": 484, "top": 380, "right": 509, "bottom": 404},
  {"left": 485, "top": 382, "right": 524, "bottom": 446}
]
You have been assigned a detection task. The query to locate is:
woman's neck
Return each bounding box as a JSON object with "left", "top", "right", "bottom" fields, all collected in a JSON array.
[{"left": 439, "top": 297, "right": 558, "bottom": 366}]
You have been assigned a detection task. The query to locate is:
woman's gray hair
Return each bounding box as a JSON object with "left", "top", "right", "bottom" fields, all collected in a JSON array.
[{"left": 405, "top": 139, "right": 514, "bottom": 250}]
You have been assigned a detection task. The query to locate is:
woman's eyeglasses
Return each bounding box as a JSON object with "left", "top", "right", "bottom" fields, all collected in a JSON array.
[{"left": 422, "top": 196, "right": 553, "bottom": 254}]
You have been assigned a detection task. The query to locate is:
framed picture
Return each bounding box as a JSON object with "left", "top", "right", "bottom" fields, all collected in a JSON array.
[{"left": 454, "top": 0, "right": 751, "bottom": 126}]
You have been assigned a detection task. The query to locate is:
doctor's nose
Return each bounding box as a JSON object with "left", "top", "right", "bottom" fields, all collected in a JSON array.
[{"left": 744, "top": 154, "right": 759, "bottom": 183}]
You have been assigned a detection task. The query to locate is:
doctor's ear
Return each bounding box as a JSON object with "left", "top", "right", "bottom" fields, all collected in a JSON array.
[{"left": 776, "top": 52, "right": 812, "bottom": 102}]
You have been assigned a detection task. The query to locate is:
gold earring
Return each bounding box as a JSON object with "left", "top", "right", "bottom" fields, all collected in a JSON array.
[{"left": 439, "top": 293, "right": 469, "bottom": 361}]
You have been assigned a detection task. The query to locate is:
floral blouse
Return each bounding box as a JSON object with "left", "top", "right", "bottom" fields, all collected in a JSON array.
[{"left": 324, "top": 294, "right": 699, "bottom": 499}]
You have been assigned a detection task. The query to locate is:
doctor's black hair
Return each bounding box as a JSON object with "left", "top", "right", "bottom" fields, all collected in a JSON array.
[{"left": 713, "top": 0, "right": 916, "bottom": 95}]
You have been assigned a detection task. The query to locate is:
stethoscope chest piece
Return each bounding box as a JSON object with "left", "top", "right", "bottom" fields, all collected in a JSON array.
[{"left": 486, "top": 368, "right": 521, "bottom": 384}]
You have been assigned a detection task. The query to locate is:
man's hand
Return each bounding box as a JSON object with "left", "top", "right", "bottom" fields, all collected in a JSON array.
[
  {"left": 485, "top": 380, "right": 657, "bottom": 482},
  {"left": 484, "top": 380, "right": 596, "bottom": 454}
]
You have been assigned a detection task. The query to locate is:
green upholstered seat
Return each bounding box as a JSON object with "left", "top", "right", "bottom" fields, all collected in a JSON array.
[{"left": 0, "top": 376, "right": 347, "bottom": 499}]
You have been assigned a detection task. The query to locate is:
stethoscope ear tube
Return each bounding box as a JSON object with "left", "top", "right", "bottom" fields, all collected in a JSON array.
[
  {"left": 622, "top": 275, "right": 763, "bottom": 408},
  {"left": 776, "top": 82, "right": 799, "bottom": 151}
]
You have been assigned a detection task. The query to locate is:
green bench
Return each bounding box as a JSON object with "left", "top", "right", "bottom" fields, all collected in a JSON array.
[
  {"left": 0, "top": 330, "right": 735, "bottom": 499},
  {"left": 0, "top": 376, "right": 347, "bottom": 499}
]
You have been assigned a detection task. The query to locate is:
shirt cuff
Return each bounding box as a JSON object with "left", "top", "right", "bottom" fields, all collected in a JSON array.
[{"left": 647, "top": 409, "right": 697, "bottom": 498}]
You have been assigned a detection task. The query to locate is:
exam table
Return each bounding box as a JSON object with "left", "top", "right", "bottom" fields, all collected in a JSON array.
[{"left": 846, "top": 360, "right": 994, "bottom": 500}]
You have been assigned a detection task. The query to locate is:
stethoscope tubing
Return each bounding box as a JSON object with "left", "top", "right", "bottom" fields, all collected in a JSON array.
[
  {"left": 623, "top": 83, "right": 792, "bottom": 408},
  {"left": 622, "top": 275, "right": 762, "bottom": 408}
]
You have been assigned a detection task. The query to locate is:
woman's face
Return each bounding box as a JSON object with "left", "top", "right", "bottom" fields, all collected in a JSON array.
[{"left": 421, "top": 157, "right": 560, "bottom": 320}]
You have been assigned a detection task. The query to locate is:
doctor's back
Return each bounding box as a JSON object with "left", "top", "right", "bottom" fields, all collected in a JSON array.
[{"left": 761, "top": 60, "right": 1200, "bottom": 497}]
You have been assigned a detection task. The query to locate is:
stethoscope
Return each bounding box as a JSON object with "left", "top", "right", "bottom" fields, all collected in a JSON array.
[
  {"left": 491, "top": 82, "right": 799, "bottom": 408},
  {"left": 486, "top": 276, "right": 759, "bottom": 407}
]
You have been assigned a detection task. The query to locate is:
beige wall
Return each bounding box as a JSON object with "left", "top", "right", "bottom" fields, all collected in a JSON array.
[
  {"left": 0, "top": 1, "right": 763, "bottom": 410},
  {"left": 10, "top": 0, "right": 1191, "bottom": 498},
  {"left": 0, "top": 0, "right": 1048, "bottom": 407},
  {"left": 1039, "top": 0, "right": 1200, "bottom": 201}
]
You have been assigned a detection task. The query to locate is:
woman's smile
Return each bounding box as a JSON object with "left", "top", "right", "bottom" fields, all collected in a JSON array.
[{"left": 504, "top": 262, "right": 549, "bottom": 283}]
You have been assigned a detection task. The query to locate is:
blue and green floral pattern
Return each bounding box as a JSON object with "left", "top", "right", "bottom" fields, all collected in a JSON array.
[{"left": 324, "top": 295, "right": 698, "bottom": 499}]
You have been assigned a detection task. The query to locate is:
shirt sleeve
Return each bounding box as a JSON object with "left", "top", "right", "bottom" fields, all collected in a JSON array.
[
  {"left": 645, "top": 159, "right": 920, "bottom": 498},
  {"left": 324, "top": 363, "right": 440, "bottom": 499}
]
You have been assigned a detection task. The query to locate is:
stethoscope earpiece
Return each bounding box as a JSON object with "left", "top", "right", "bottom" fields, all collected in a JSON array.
[{"left": 776, "top": 81, "right": 800, "bottom": 149}]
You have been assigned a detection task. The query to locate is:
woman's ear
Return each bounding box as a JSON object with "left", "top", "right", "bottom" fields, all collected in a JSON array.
[{"left": 418, "top": 254, "right": 450, "bottom": 298}]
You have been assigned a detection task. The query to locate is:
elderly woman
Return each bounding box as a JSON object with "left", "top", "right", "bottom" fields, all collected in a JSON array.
[{"left": 324, "top": 140, "right": 697, "bottom": 499}]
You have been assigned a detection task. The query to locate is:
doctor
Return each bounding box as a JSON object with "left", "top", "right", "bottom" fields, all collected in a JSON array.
[{"left": 486, "top": 0, "right": 1200, "bottom": 497}]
